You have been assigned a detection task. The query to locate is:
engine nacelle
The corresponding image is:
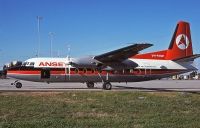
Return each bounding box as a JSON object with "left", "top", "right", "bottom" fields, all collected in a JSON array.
[{"left": 70, "top": 56, "right": 99, "bottom": 68}]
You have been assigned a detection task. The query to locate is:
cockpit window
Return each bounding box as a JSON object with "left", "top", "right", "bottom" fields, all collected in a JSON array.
[
  {"left": 30, "top": 62, "right": 35, "bottom": 66},
  {"left": 23, "top": 62, "right": 28, "bottom": 66},
  {"left": 22, "top": 62, "right": 34, "bottom": 66}
]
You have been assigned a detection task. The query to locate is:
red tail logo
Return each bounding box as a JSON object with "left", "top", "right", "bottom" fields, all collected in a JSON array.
[{"left": 176, "top": 34, "right": 190, "bottom": 50}]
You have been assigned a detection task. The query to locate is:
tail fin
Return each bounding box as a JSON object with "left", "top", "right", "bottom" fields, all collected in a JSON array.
[{"left": 166, "top": 21, "right": 193, "bottom": 60}]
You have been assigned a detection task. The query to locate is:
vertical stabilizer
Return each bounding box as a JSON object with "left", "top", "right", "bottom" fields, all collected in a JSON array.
[{"left": 166, "top": 21, "right": 193, "bottom": 60}]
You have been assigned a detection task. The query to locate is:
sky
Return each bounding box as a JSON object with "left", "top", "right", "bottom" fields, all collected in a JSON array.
[{"left": 0, "top": 0, "right": 200, "bottom": 69}]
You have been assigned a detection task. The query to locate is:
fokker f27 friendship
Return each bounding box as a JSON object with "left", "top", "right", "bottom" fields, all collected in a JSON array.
[{"left": 6, "top": 21, "right": 200, "bottom": 90}]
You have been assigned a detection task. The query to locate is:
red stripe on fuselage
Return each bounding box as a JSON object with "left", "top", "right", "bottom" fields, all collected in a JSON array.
[
  {"left": 7, "top": 69, "right": 185, "bottom": 76},
  {"left": 7, "top": 70, "right": 40, "bottom": 74}
]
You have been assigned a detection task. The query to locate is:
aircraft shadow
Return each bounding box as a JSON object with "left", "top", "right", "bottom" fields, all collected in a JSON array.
[{"left": 115, "top": 86, "right": 200, "bottom": 94}]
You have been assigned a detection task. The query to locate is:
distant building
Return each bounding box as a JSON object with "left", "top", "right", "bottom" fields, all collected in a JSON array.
[{"left": 172, "top": 71, "right": 200, "bottom": 80}]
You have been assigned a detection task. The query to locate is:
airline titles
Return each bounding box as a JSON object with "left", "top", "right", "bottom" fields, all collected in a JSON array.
[{"left": 39, "top": 62, "right": 64, "bottom": 67}]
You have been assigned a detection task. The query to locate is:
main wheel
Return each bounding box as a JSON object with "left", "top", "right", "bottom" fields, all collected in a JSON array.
[
  {"left": 103, "top": 82, "right": 112, "bottom": 90},
  {"left": 16, "top": 82, "right": 22, "bottom": 88},
  {"left": 86, "top": 82, "right": 94, "bottom": 88}
]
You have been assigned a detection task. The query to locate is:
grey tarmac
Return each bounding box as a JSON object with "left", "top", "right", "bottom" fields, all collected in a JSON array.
[{"left": 0, "top": 78, "right": 200, "bottom": 92}]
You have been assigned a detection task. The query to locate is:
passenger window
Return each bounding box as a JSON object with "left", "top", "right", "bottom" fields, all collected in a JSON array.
[
  {"left": 91, "top": 69, "right": 95, "bottom": 74},
  {"left": 114, "top": 70, "right": 118, "bottom": 74},
  {"left": 66, "top": 68, "right": 69, "bottom": 74},
  {"left": 83, "top": 68, "right": 87, "bottom": 73},
  {"left": 22, "top": 62, "right": 27, "bottom": 66},
  {"left": 79, "top": 68, "right": 83, "bottom": 72},
  {"left": 130, "top": 69, "right": 134, "bottom": 73},
  {"left": 98, "top": 70, "right": 102, "bottom": 73},
  {"left": 75, "top": 68, "right": 79, "bottom": 74}
]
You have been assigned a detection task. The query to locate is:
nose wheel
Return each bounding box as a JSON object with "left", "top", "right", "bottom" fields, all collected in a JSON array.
[{"left": 11, "top": 80, "right": 22, "bottom": 88}]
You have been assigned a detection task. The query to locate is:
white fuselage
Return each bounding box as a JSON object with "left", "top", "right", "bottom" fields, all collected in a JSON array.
[{"left": 6, "top": 57, "right": 195, "bottom": 83}]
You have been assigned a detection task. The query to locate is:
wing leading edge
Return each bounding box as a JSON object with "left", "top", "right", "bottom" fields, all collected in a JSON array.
[{"left": 94, "top": 43, "right": 153, "bottom": 63}]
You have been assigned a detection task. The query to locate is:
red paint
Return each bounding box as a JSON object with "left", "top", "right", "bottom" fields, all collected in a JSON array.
[
  {"left": 7, "top": 70, "right": 40, "bottom": 74},
  {"left": 39, "top": 62, "right": 64, "bottom": 67},
  {"left": 133, "top": 50, "right": 167, "bottom": 60}
]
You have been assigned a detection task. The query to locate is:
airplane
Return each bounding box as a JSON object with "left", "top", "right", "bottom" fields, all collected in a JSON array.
[{"left": 5, "top": 21, "right": 200, "bottom": 90}]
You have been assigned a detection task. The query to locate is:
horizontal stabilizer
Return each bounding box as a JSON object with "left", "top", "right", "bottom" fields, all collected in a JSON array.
[{"left": 173, "top": 54, "right": 200, "bottom": 62}]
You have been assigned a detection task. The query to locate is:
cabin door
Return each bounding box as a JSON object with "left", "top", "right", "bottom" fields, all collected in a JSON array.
[{"left": 41, "top": 69, "right": 51, "bottom": 79}]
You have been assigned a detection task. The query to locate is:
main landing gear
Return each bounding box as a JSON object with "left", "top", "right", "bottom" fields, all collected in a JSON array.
[
  {"left": 86, "top": 82, "right": 95, "bottom": 88},
  {"left": 86, "top": 81, "right": 112, "bottom": 90},
  {"left": 103, "top": 81, "right": 112, "bottom": 90},
  {"left": 11, "top": 80, "right": 22, "bottom": 88}
]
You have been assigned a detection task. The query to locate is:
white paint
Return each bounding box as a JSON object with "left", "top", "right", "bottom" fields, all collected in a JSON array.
[
  {"left": 25, "top": 57, "right": 188, "bottom": 70},
  {"left": 25, "top": 58, "right": 68, "bottom": 68},
  {"left": 130, "top": 58, "right": 187, "bottom": 70}
]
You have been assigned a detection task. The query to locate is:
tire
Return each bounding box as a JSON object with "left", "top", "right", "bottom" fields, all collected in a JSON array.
[
  {"left": 16, "top": 82, "right": 22, "bottom": 88},
  {"left": 86, "top": 82, "right": 94, "bottom": 88},
  {"left": 103, "top": 82, "right": 112, "bottom": 90}
]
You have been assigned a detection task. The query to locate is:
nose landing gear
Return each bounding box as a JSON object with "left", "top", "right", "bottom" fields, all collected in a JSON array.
[
  {"left": 11, "top": 80, "right": 22, "bottom": 88},
  {"left": 86, "top": 82, "right": 95, "bottom": 88}
]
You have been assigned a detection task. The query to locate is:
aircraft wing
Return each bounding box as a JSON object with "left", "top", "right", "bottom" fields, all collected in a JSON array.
[{"left": 94, "top": 43, "right": 153, "bottom": 63}]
